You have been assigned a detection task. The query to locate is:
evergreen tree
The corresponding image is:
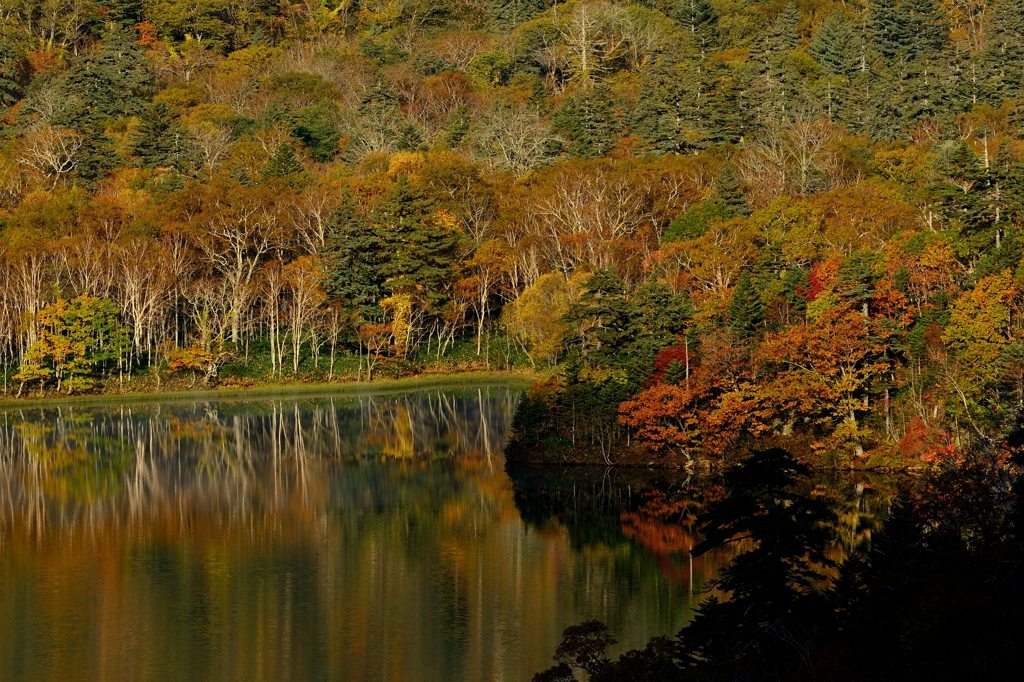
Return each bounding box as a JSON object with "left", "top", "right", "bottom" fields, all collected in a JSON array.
[
  {"left": 671, "top": 0, "right": 719, "bottom": 51},
  {"left": 445, "top": 105, "right": 471, "bottom": 147},
  {"left": 982, "top": 0, "right": 1024, "bottom": 103},
  {"left": 60, "top": 23, "right": 152, "bottom": 128},
  {"left": 263, "top": 142, "right": 305, "bottom": 181},
  {"left": 96, "top": 0, "right": 144, "bottom": 26},
  {"left": 712, "top": 161, "right": 748, "bottom": 217},
  {"left": 870, "top": 0, "right": 948, "bottom": 61},
  {"left": 728, "top": 271, "right": 763, "bottom": 339},
  {"left": 397, "top": 123, "right": 424, "bottom": 151},
  {"left": 0, "top": 41, "right": 24, "bottom": 108},
  {"left": 372, "top": 177, "right": 458, "bottom": 310},
  {"left": 811, "top": 10, "right": 861, "bottom": 76},
  {"left": 293, "top": 101, "right": 341, "bottom": 162},
  {"left": 761, "top": 3, "right": 801, "bottom": 55},
  {"left": 551, "top": 84, "right": 618, "bottom": 158},
  {"left": 632, "top": 66, "right": 679, "bottom": 154},
  {"left": 131, "top": 102, "right": 190, "bottom": 169},
  {"left": 836, "top": 251, "right": 878, "bottom": 316},
  {"left": 321, "top": 192, "right": 387, "bottom": 320}
]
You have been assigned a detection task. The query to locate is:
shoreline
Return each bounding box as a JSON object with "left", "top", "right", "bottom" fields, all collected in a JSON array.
[{"left": 0, "top": 371, "right": 536, "bottom": 409}]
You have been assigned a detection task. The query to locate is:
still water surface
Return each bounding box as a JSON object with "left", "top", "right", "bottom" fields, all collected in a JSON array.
[{"left": 0, "top": 386, "right": 707, "bottom": 682}]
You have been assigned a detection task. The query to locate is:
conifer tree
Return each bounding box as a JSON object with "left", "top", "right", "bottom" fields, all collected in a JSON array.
[
  {"left": 713, "top": 162, "right": 748, "bottom": 217},
  {"left": 870, "top": 0, "right": 948, "bottom": 61},
  {"left": 445, "top": 105, "right": 471, "bottom": 147},
  {"left": 811, "top": 10, "right": 860, "bottom": 76},
  {"left": 372, "top": 177, "right": 459, "bottom": 311},
  {"left": 671, "top": 0, "right": 719, "bottom": 51},
  {"left": 762, "top": 3, "right": 801, "bottom": 55},
  {"left": 729, "top": 272, "right": 763, "bottom": 339},
  {"left": 97, "top": 0, "right": 143, "bottom": 26},
  {"left": 321, "top": 192, "right": 386, "bottom": 320},
  {"left": 983, "top": 0, "right": 1024, "bottom": 103},
  {"left": 263, "top": 143, "right": 304, "bottom": 181},
  {"left": 131, "top": 102, "right": 190, "bottom": 169},
  {"left": 552, "top": 84, "right": 618, "bottom": 158},
  {"left": 61, "top": 23, "right": 152, "bottom": 127},
  {"left": 0, "top": 41, "right": 24, "bottom": 108}
]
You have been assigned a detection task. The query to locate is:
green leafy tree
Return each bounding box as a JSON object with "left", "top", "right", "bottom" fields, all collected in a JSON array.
[{"left": 14, "top": 295, "right": 130, "bottom": 395}]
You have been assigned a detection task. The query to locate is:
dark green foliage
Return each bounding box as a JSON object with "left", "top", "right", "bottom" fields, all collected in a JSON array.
[
  {"left": 96, "top": 0, "right": 143, "bottom": 26},
  {"left": 983, "top": 0, "right": 1024, "bottom": 102},
  {"left": 551, "top": 84, "right": 618, "bottom": 158},
  {"left": 359, "top": 38, "right": 408, "bottom": 66},
  {"left": 445, "top": 105, "right": 472, "bottom": 147},
  {"left": 663, "top": 201, "right": 731, "bottom": 242},
  {"left": 321, "top": 192, "right": 386, "bottom": 320},
  {"left": 397, "top": 123, "right": 424, "bottom": 151},
  {"left": 811, "top": 10, "right": 861, "bottom": 76},
  {"left": 837, "top": 250, "right": 879, "bottom": 314},
  {"left": 0, "top": 41, "right": 25, "bottom": 108},
  {"left": 293, "top": 101, "right": 341, "bottom": 162},
  {"left": 760, "top": 3, "right": 801, "bottom": 56},
  {"left": 131, "top": 102, "right": 191, "bottom": 169},
  {"left": 263, "top": 142, "right": 305, "bottom": 181},
  {"left": 712, "top": 161, "right": 747, "bottom": 216},
  {"left": 870, "top": 0, "right": 948, "bottom": 61},
  {"left": 670, "top": 0, "right": 719, "bottom": 51},
  {"left": 60, "top": 24, "right": 152, "bottom": 128},
  {"left": 728, "top": 271, "right": 762, "bottom": 339},
  {"left": 372, "top": 177, "right": 459, "bottom": 310}
]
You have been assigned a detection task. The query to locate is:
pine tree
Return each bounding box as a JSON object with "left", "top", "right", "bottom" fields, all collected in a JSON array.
[
  {"left": 372, "top": 177, "right": 459, "bottom": 310},
  {"left": 713, "top": 162, "right": 748, "bottom": 217},
  {"left": 397, "top": 123, "right": 424, "bottom": 151},
  {"left": 870, "top": 0, "right": 948, "bottom": 61},
  {"left": 762, "top": 3, "right": 801, "bottom": 55},
  {"left": 97, "top": 0, "right": 143, "bottom": 26},
  {"left": 0, "top": 41, "right": 24, "bottom": 108},
  {"left": 131, "top": 102, "right": 190, "bottom": 169},
  {"left": 445, "top": 105, "right": 471, "bottom": 147},
  {"left": 263, "top": 143, "right": 305, "bottom": 181},
  {"left": 321, "top": 191, "right": 387, "bottom": 320},
  {"left": 811, "top": 10, "right": 860, "bottom": 76},
  {"left": 728, "top": 272, "right": 763, "bottom": 339},
  {"left": 632, "top": 64, "right": 682, "bottom": 154},
  {"left": 836, "top": 251, "right": 878, "bottom": 315},
  {"left": 552, "top": 84, "right": 618, "bottom": 158},
  {"left": 671, "top": 0, "right": 719, "bottom": 52},
  {"left": 982, "top": 0, "right": 1024, "bottom": 103},
  {"left": 293, "top": 101, "right": 341, "bottom": 162},
  {"left": 60, "top": 23, "right": 152, "bottom": 128}
]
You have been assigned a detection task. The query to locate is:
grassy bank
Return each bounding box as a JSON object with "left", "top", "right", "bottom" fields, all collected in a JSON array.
[{"left": 0, "top": 371, "right": 536, "bottom": 409}]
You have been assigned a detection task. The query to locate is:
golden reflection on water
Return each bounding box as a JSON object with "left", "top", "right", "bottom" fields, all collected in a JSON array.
[{"left": 0, "top": 388, "right": 699, "bottom": 682}]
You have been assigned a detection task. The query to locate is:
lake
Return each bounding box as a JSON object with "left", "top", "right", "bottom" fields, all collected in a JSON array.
[{"left": 0, "top": 386, "right": 713, "bottom": 682}]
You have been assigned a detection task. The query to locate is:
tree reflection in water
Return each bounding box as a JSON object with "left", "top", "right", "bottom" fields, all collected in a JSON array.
[{"left": 0, "top": 387, "right": 702, "bottom": 682}]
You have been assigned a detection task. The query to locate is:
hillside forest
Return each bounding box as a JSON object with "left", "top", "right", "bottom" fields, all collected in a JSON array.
[{"left": 2, "top": 0, "right": 1024, "bottom": 465}]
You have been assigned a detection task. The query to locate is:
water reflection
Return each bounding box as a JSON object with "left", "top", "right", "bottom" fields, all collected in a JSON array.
[{"left": 0, "top": 387, "right": 693, "bottom": 682}]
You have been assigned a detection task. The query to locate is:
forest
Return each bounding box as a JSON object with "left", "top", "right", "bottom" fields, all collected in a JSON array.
[{"left": 2, "top": 0, "right": 1024, "bottom": 466}]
